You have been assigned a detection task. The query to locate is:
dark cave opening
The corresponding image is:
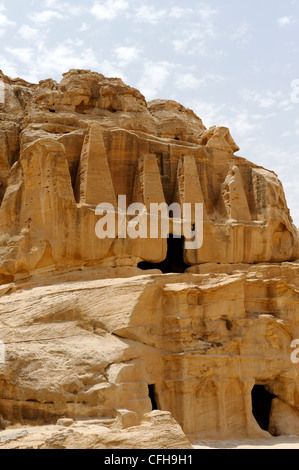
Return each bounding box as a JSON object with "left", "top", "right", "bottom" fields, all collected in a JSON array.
[
  {"left": 138, "top": 235, "right": 189, "bottom": 274},
  {"left": 107, "top": 105, "right": 117, "bottom": 113},
  {"left": 251, "top": 385, "right": 277, "bottom": 433},
  {"left": 148, "top": 384, "right": 158, "bottom": 411}
]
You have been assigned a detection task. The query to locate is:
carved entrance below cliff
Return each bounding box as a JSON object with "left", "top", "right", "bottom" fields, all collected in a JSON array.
[
  {"left": 251, "top": 385, "right": 276, "bottom": 433},
  {"left": 138, "top": 235, "right": 189, "bottom": 274},
  {"left": 148, "top": 384, "right": 158, "bottom": 410}
]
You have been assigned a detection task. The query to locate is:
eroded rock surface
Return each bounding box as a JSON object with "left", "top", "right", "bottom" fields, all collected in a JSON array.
[
  {"left": 0, "top": 69, "right": 299, "bottom": 447},
  {"left": 0, "top": 68, "right": 297, "bottom": 281},
  {"left": 0, "top": 411, "right": 192, "bottom": 449}
]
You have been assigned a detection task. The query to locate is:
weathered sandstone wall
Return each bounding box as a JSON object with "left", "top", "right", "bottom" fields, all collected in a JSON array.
[{"left": 0, "top": 69, "right": 299, "bottom": 445}]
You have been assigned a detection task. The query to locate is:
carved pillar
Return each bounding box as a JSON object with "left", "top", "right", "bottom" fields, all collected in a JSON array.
[{"left": 216, "top": 378, "right": 229, "bottom": 436}]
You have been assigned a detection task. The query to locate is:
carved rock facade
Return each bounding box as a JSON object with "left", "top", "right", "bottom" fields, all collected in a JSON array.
[{"left": 0, "top": 69, "right": 299, "bottom": 445}]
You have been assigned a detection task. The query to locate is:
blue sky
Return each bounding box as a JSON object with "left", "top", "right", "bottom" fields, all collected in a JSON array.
[{"left": 1, "top": 0, "right": 299, "bottom": 225}]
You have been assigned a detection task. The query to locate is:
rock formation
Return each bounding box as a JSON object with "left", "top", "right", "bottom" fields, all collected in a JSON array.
[{"left": 0, "top": 69, "right": 299, "bottom": 447}]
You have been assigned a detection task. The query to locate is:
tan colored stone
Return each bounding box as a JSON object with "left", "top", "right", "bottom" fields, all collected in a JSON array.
[
  {"left": 198, "top": 125, "right": 240, "bottom": 153},
  {"left": 148, "top": 99, "right": 206, "bottom": 143},
  {"left": 0, "top": 69, "right": 297, "bottom": 275},
  {"left": 57, "top": 418, "right": 75, "bottom": 427},
  {"left": 0, "top": 412, "right": 192, "bottom": 449},
  {"left": 269, "top": 398, "right": 299, "bottom": 436},
  {"left": 174, "top": 155, "right": 207, "bottom": 220},
  {"left": 114, "top": 409, "right": 140, "bottom": 429},
  {"left": 220, "top": 165, "right": 251, "bottom": 220},
  {"left": 1, "top": 267, "right": 299, "bottom": 441},
  {"left": 75, "top": 121, "right": 116, "bottom": 206},
  {"left": 0, "top": 69, "right": 298, "bottom": 448}
]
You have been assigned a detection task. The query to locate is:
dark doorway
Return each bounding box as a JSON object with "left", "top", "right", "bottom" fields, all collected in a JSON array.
[
  {"left": 138, "top": 235, "right": 189, "bottom": 274},
  {"left": 251, "top": 385, "right": 276, "bottom": 432},
  {"left": 148, "top": 384, "right": 158, "bottom": 411}
]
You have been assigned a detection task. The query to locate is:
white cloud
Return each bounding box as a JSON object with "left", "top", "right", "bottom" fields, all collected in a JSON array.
[
  {"left": 207, "top": 73, "right": 225, "bottom": 83},
  {"left": 278, "top": 99, "right": 293, "bottom": 112},
  {"left": 29, "top": 10, "right": 64, "bottom": 23},
  {"left": 9, "top": 42, "right": 126, "bottom": 84},
  {"left": 175, "top": 73, "right": 205, "bottom": 89},
  {"left": 230, "top": 24, "right": 251, "bottom": 43},
  {"left": 43, "top": 0, "right": 82, "bottom": 15},
  {"left": 0, "top": 54, "right": 18, "bottom": 77},
  {"left": 43, "top": 0, "right": 58, "bottom": 6},
  {"left": 226, "top": 112, "right": 258, "bottom": 138},
  {"left": 64, "top": 38, "right": 84, "bottom": 47},
  {"left": 277, "top": 16, "right": 297, "bottom": 27},
  {"left": 113, "top": 46, "right": 140, "bottom": 66},
  {"left": 173, "top": 38, "right": 190, "bottom": 53},
  {"left": 79, "top": 22, "right": 88, "bottom": 32},
  {"left": 137, "top": 61, "right": 174, "bottom": 100},
  {"left": 279, "top": 99, "right": 291, "bottom": 108},
  {"left": 19, "top": 24, "right": 39, "bottom": 40},
  {"left": 256, "top": 97, "right": 276, "bottom": 108},
  {"left": 133, "top": 5, "right": 167, "bottom": 24},
  {"left": 99, "top": 59, "right": 126, "bottom": 80},
  {"left": 188, "top": 99, "right": 258, "bottom": 141},
  {"left": 173, "top": 35, "right": 216, "bottom": 56},
  {"left": 38, "top": 44, "right": 99, "bottom": 76},
  {"left": 240, "top": 88, "right": 285, "bottom": 108},
  {"left": 252, "top": 112, "right": 276, "bottom": 120},
  {"left": 189, "top": 100, "right": 225, "bottom": 128},
  {"left": 5, "top": 47, "right": 34, "bottom": 64},
  {"left": 249, "top": 61, "right": 264, "bottom": 74},
  {"left": 0, "top": 11, "right": 15, "bottom": 27},
  {"left": 230, "top": 24, "right": 248, "bottom": 39},
  {"left": 198, "top": 4, "right": 219, "bottom": 21},
  {"left": 281, "top": 131, "right": 291, "bottom": 137},
  {"left": 172, "top": 7, "right": 219, "bottom": 57},
  {"left": 3, "top": 42, "right": 101, "bottom": 83},
  {"left": 169, "top": 7, "right": 192, "bottom": 19},
  {"left": 67, "top": 5, "right": 82, "bottom": 16},
  {"left": 91, "top": 0, "right": 128, "bottom": 20}
]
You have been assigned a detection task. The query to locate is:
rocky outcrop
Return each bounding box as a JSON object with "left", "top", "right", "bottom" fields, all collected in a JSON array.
[
  {"left": 1, "top": 266, "right": 299, "bottom": 441},
  {"left": 0, "top": 411, "right": 192, "bottom": 449},
  {"left": 0, "top": 68, "right": 298, "bottom": 281},
  {"left": 0, "top": 69, "right": 299, "bottom": 447}
]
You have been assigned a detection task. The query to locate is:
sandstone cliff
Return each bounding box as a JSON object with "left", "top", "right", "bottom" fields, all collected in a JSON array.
[{"left": 0, "top": 69, "right": 299, "bottom": 447}]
